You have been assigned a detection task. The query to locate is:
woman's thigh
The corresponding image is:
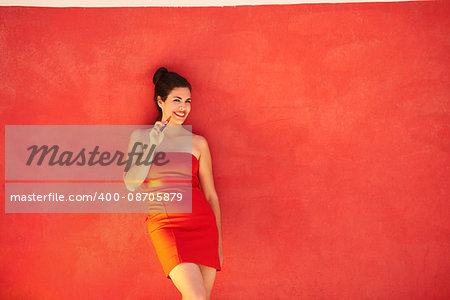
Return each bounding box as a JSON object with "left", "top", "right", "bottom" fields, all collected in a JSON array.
[{"left": 169, "top": 262, "right": 207, "bottom": 298}]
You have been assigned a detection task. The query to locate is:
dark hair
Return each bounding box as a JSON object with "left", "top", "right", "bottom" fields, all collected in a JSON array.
[{"left": 153, "top": 67, "right": 192, "bottom": 122}]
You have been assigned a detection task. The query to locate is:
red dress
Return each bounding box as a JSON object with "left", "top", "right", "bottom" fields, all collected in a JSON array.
[{"left": 140, "top": 152, "right": 221, "bottom": 279}]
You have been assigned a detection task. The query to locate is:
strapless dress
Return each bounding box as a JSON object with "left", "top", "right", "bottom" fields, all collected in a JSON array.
[{"left": 138, "top": 152, "right": 221, "bottom": 279}]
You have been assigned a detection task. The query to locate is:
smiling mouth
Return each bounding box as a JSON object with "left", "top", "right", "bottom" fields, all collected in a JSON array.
[{"left": 174, "top": 111, "right": 186, "bottom": 117}]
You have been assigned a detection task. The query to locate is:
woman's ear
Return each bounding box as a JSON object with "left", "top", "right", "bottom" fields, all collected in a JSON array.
[{"left": 157, "top": 97, "right": 163, "bottom": 108}]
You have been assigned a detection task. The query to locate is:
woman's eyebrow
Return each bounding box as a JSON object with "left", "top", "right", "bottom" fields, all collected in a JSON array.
[{"left": 173, "top": 96, "right": 191, "bottom": 100}]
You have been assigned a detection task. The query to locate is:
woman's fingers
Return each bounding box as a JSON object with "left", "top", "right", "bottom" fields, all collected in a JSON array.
[
  {"left": 149, "top": 122, "right": 165, "bottom": 145},
  {"left": 153, "top": 122, "right": 164, "bottom": 134},
  {"left": 154, "top": 121, "right": 163, "bottom": 130}
]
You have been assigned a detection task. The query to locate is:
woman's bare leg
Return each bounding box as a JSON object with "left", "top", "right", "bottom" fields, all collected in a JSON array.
[
  {"left": 169, "top": 262, "right": 207, "bottom": 300},
  {"left": 198, "top": 264, "right": 217, "bottom": 300}
]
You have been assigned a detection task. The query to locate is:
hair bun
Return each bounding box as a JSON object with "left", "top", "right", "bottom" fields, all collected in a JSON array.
[{"left": 153, "top": 67, "right": 169, "bottom": 85}]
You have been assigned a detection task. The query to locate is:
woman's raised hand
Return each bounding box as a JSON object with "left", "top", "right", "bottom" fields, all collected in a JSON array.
[{"left": 149, "top": 120, "right": 166, "bottom": 147}]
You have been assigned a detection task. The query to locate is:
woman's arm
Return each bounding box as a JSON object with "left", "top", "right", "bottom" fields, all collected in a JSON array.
[
  {"left": 197, "top": 136, "right": 223, "bottom": 256},
  {"left": 123, "top": 129, "right": 155, "bottom": 191}
]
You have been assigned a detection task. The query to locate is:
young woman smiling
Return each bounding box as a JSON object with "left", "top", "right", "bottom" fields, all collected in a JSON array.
[{"left": 123, "top": 67, "right": 223, "bottom": 300}]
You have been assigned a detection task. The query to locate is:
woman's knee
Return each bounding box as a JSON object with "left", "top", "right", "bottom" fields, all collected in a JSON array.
[
  {"left": 169, "top": 263, "right": 207, "bottom": 299},
  {"left": 182, "top": 287, "right": 207, "bottom": 300}
]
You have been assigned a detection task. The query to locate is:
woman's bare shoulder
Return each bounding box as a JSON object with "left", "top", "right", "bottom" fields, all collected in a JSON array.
[
  {"left": 129, "top": 128, "right": 149, "bottom": 141},
  {"left": 192, "top": 133, "right": 208, "bottom": 145},
  {"left": 192, "top": 135, "right": 209, "bottom": 160}
]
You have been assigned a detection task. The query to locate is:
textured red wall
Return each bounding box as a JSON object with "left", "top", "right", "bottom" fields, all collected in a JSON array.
[{"left": 1, "top": 1, "right": 449, "bottom": 299}]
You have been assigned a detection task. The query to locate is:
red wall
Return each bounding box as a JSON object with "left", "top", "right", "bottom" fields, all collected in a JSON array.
[{"left": 1, "top": 2, "right": 449, "bottom": 299}]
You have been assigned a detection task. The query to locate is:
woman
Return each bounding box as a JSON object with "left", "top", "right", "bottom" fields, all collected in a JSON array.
[{"left": 123, "top": 67, "right": 223, "bottom": 299}]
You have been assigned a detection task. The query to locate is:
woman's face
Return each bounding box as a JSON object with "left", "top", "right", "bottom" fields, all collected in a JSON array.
[{"left": 158, "top": 87, "right": 191, "bottom": 125}]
